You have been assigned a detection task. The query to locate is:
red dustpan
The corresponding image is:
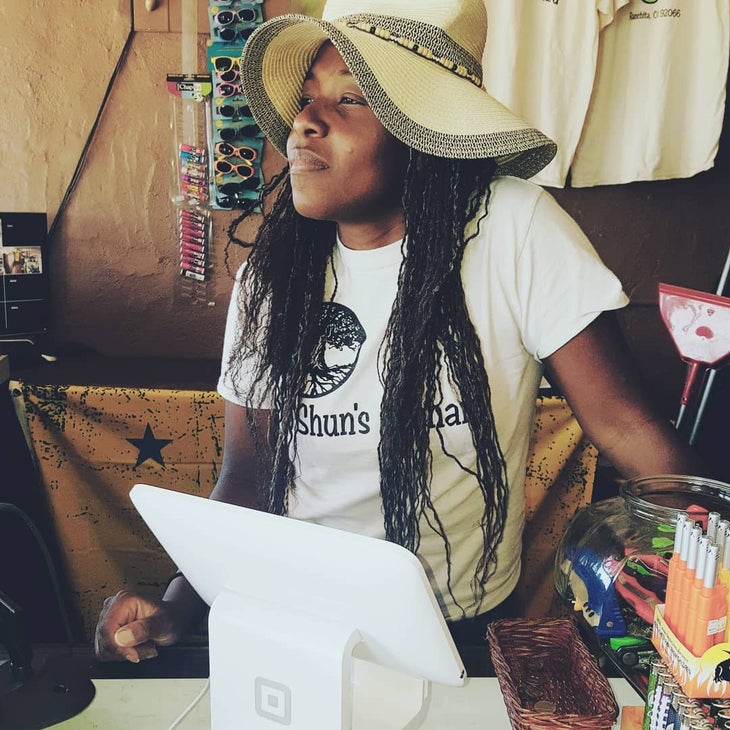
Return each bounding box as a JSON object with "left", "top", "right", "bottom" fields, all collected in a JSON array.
[{"left": 658, "top": 283, "right": 730, "bottom": 430}]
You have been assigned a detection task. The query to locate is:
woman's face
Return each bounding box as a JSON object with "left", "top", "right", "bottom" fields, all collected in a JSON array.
[{"left": 286, "top": 42, "right": 409, "bottom": 247}]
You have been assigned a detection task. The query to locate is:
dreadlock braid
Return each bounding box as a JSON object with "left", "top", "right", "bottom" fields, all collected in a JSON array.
[
  {"left": 226, "top": 151, "right": 509, "bottom": 612},
  {"left": 227, "top": 171, "right": 337, "bottom": 514},
  {"left": 378, "top": 152, "right": 508, "bottom": 611}
]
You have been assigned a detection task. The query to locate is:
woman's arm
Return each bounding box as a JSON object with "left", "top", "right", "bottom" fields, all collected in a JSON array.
[
  {"left": 160, "top": 400, "right": 266, "bottom": 620},
  {"left": 95, "top": 400, "right": 268, "bottom": 661},
  {"left": 209, "top": 400, "right": 268, "bottom": 507},
  {"left": 543, "top": 311, "right": 705, "bottom": 480}
]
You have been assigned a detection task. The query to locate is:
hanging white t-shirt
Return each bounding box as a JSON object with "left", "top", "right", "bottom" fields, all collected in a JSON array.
[
  {"left": 218, "top": 176, "right": 628, "bottom": 622},
  {"left": 482, "top": 0, "right": 628, "bottom": 188},
  {"left": 570, "top": 0, "right": 730, "bottom": 187}
]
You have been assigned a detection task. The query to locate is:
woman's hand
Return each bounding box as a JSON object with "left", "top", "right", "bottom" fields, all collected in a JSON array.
[{"left": 94, "top": 590, "right": 185, "bottom": 663}]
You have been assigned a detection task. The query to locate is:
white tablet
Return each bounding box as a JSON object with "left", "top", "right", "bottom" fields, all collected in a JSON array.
[{"left": 130, "top": 483, "right": 466, "bottom": 686}]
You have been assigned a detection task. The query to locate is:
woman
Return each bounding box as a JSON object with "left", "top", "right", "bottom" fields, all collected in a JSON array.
[{"left": 95, "top": 0, "right": 701, "bottom": 671}]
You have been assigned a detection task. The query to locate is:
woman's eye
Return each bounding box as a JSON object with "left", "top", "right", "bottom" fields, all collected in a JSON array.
[
  {"left": 341, "top": 95, "right": 364, "bottom": 105},
  {"left": 300, "top": 96, "right": 313, "bottom": 108}
]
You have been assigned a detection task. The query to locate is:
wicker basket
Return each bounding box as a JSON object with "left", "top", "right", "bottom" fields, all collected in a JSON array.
[{"left": 487, "top": 618, "right": 619, "bottom": 730}]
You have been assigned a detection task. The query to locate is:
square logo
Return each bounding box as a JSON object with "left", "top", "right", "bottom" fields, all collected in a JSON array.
[{"left": 254, "top": 676, "right": 292, "bottom": 725}]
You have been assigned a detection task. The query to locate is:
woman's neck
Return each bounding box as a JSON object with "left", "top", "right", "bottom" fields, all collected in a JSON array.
[{"left": 336, "top": 219, "right": 405, "bottom": 250}]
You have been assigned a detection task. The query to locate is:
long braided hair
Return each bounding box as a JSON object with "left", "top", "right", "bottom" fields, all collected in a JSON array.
[{"left": 226, "top": 150, "right": 509, "bottom": 614}]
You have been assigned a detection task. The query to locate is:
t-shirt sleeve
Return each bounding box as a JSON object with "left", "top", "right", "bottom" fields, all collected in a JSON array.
[
  {"left": 216, "top": 264, "right": 272, "bottom": 409},
  {"left": 217, "top": 266, "right": 246, "bottom": 405},
  {"left": 597, "top": 0, "right": 630, "bottom": 29},
  {"left": 515, "top": 187, "right": 629, "bottom": 361}
]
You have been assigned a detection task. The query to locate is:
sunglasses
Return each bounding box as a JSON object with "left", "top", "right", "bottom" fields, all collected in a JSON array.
[
  {"left": 217, "top": 69, "right": 240, "bottom": 85},
  {"left": 212, "top": 58, "right": 243, "bottom": 88},
  {"left": 214, "top": 8, "right": 258, "bottom": 26},
  {"left": 215, "top": 189, "right": 260, "bottom": 210},
  {"left": 214, "top": 159, "right": 255, "bottom": 178},
  {"left": 218, "top": 177, "right": 260, "bottom": 196},
  {"left": 215, "top": 141, "right": 258, "bottom": 161},
  {"left": 215, "top": 195, "right": 237, "bottom": 210},
  {"left": 217, "top": 102, "right": 252, "bottom": 119},
  {"left": 216, "top": 176, "right": 261, "bottom": 196},
  {"left": 215, "top": 25, "right": 256, "bottom": 44},
  {"left": 216, "top": 81, "right": 245, "bottom": 98},
  {"left": 218, "top": 124, "right": 260, "bottom": 142},
  {"left": 212, "top": 56, "right": 239, "bottom": 73}
]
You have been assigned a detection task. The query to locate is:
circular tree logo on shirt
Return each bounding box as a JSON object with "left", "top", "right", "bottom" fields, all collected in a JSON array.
[{"left": 302, "top": 302, "right": 366, "bottom": 397}]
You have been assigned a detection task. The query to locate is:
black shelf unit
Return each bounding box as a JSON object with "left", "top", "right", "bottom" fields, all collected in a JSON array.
[{"left": 0, "top": 212, "right": 49, "bottom": 346}]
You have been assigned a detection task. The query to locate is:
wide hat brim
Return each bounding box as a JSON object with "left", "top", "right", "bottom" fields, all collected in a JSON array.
[{"left": 240, "top": 13, "right": 557, "bottom": 179}]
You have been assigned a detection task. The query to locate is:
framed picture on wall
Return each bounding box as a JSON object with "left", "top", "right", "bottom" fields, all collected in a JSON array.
[{"left": 2, "top": 245, "right": 43, "bottom": 275}]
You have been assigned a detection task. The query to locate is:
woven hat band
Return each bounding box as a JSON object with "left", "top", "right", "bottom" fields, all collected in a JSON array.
[{"left": 343, "top": 14, "right": 482, "bottom": 88}]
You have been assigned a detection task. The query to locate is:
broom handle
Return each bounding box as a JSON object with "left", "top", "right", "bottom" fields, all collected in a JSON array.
[{"left": 687, "top": 244, "right": 730, "bottom": 445}]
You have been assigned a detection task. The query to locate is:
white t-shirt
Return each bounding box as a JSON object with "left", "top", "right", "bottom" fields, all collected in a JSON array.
[
  {"left": 570, "top": 0, "right": 730, "bottom": 186},
  {"left": 218, "top": 176, "right": 628, "bottom": 621},
  {"left": 482, "top": 0, "right": 628, "bottom": 188}
]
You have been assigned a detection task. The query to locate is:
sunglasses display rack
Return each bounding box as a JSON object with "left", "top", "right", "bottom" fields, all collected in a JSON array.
[
  {"left": 207, "top": 1, "right": 265, "bottom": 210},
  {"left": 167, "top": 73, "right": 214, "bottom": 300}
]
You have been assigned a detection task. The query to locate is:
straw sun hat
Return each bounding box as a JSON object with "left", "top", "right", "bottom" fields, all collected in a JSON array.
[{"left": 240, "top": 0, "right": 557, "bottom": 179}]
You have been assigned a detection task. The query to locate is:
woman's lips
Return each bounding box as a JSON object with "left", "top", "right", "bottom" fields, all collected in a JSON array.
[{"left": 288, "top": 149, "right": 328, "bottom": 172}]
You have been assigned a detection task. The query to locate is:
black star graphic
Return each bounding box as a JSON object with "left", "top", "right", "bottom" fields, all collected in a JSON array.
[{"left": 126, "top": 423, "right": 173, "bottom": 468}]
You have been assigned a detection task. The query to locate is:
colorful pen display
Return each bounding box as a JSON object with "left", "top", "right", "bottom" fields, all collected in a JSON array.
[{"left": 664, "top": 511, "right": 729, "bottom": 657}]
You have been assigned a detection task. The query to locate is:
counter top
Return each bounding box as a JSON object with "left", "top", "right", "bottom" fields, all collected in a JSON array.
[
  {"left": 1, "top": 645, "right": 643, "bottom": 729},
  {"left": 46, "top": 676, "right": 641, "bottom": 729}
]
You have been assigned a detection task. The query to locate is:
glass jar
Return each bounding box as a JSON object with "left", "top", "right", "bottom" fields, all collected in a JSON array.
[{"left": 555, "top": 474, "right": 730, "bottom": 640}]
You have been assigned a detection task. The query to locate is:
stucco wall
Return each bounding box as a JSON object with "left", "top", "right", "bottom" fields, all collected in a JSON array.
[{"left": 0, "top": 0, "right": 283, "bottom": 360}]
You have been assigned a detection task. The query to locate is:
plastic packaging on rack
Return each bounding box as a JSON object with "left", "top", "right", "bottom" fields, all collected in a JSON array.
[{"left": 167, "top": 74, "right": 214, "bottom": 301}]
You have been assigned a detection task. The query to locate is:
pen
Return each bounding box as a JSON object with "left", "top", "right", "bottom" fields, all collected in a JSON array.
[
  {"left": 691, "top": 544, "right": 726, "bottom": 656},
  {"left": 685, "top": 536, "right": 709, "bottom": 653},
  {"left": 720, "top": 527, "right": 730, "bottom": 642},
  {"left": 664, "top": 513, "right": 689, "bottom": 630},
  {"left": 676, "top": 525, "right": 701, "bottom": 644},
  {"left": 717, "top": 519, "right": 730, "bottom": 564},
  {"left": 708, "top": 511, "right": 721, "bottom": 543}
]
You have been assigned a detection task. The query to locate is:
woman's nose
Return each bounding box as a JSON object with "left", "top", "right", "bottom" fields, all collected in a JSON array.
[{"left": 291, "top": 102, "right": 328, "bottom": 138}]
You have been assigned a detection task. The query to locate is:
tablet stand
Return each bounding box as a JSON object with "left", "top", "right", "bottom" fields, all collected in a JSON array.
[{"left": 208, "top": 588, "right": 431, "bottom": 729}]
